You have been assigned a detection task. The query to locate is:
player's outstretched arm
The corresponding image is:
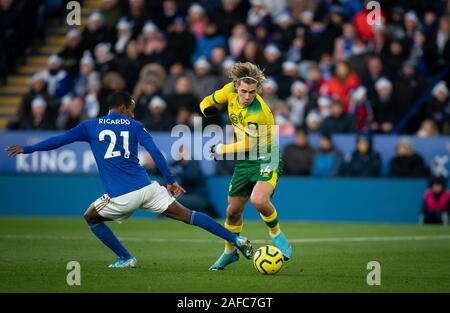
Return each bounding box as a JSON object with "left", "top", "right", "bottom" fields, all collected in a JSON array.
[
  {"left": 6, "top": 123, "right": 88, "bottom": 156},
  {"left": 137, "top": 127, "right": 183, "bottom": 196},
  {"left": 199, "top": 82, "right": 233, "bottom": 117}
]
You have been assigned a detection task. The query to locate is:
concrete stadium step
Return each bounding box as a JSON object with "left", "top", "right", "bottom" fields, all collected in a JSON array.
[
  {"left": 8, "top": 75, "right": 30, "bottom": 86},
  {"left": 18, "top": 65, "right": 46, "bottom": 76},
  {"left": 0, "top": 85, "right": 29, "bottom": 95},
  {"left": 47, "top": 36, "right": 66, "bottom": 46},
  {"left": 83, "top": 5, "right": 100, "bottom": 12},
  {"left": 82, "top": 6, "right": 95, "bottom": 15},
  {"left": 0, "top": 101, "right": 21, "bottom": 128},
  {"left": 39, "top": 45, "right": 63, "bottom": 55},
  {"left": 0, "top": 106, "right": 17, "bottom": 116},
  {"left": 82, "top": 0, "right": 101, "bottom": 17},
  {"left": 0, "top": 96, "right": 22, "bottom": 128},
  {"left": 55, "top": 25, "right": 70, "bottom": 36},
  {"left": 0, "top": 118, "right": 9, "bottom": 129},
  {"left": 0, "top": 0, "right": 101, "bottom": 130},
  {"left": 85, "top": 0, "right": 102, "bottom": 5},
  {"left": 0, "top": 96, "right": 21, "bottom": 107},
  {"left": 80, "top": 17, "right": 88, "bottom": 27},
  {"left": 29, "top": 55, "right": 49, "bottom": 66}
]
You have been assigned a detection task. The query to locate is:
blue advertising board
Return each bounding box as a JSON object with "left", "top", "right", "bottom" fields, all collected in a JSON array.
[
  {"left": 0, "top": 132, "right": 449, "bottom": 176},
  {"left": 0, "top": 174, "right": 429, "bottom": 223}
]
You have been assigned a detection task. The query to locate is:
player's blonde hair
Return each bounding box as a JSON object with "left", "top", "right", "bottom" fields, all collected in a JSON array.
[{"left": 230, "top": 62, "right": 266, "bottom": 88}]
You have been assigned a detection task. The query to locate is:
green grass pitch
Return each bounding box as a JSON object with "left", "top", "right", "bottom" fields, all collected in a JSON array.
[{"left": 1, "top": 217, "right": 450, "bottom": 292}]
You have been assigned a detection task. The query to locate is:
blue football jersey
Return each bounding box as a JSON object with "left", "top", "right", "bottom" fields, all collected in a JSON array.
[{"left": 24, "top": 112, "right": 175, "bottom": 197}]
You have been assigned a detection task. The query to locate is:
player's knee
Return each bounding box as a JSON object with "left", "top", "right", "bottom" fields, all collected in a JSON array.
[
  {"left": 83, "top": 211, "right": 92, "bottom": 223},
  {"left": 250, "top": 194, "right": 268, "bottom": 210},
  {"left": 226, "top": 206, "right": 242, "bottom": 221},
  {"left": 84, "top": 207, "right": 99, "bottom": 224}
]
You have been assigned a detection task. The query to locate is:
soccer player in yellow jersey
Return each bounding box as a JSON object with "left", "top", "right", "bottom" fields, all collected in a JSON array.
[{"left": 200, "top": 62, "right": 292, "bottom": 270}]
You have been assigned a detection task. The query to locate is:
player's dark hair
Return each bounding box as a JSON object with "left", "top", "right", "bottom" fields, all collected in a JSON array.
[{"left": 108, "top": 92, "right": 133, "bottom": 109}]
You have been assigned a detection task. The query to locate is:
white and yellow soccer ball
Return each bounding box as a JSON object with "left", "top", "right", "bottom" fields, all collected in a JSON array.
[{"left": 253, "top": 245, "right": 284, "bottom": 275}]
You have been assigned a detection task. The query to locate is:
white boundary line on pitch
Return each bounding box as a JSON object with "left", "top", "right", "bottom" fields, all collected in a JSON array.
[{"left": 1, "top": 234, "right": 450, "bottom": 244}]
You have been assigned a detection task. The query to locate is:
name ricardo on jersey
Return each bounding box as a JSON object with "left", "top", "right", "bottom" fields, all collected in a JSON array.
[{"left": 98, "top": 118, "right": 131, "bottom": 125}]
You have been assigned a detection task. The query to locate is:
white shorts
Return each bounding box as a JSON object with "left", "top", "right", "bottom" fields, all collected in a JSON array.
[{"left": 90, "top": 182, "right": 176, "bottom": 222}]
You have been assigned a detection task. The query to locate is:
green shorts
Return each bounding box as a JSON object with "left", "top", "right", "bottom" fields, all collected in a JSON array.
[{"left": 228, "top": 157, "right": 283, "bottom": 197}]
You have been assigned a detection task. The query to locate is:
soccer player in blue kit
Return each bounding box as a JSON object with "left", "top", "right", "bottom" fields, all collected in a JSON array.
[{"left": 6, "top": 92, "right": 254, "bottom": 268}]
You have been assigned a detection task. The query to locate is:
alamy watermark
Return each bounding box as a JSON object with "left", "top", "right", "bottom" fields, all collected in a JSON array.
[
  {"left": 366, "top": 261, "right": 381, "bottom": 286},
  {"left": 170, "top": 117, "right": 280, "bottom": 170},
  {"left": 366, "top": 1, "right": 383, "bottom": 27},
  {"left": 66, "top": 1, "right": 81, "bottom": 26},
  {"left": 66, "top": 261, "right": 81, "bottom": 286}
]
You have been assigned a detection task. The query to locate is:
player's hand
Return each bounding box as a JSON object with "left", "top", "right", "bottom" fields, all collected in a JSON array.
[
  {"left": 6, "top": 145, "right": 24, "bottom": 157},
  {"left": 203, "top": 106, "right": 218, "bottom": 117},
  {"left": 166, "top": 182, "right": 186, "bottom": 199},
  {"left": 209, "top": 142, "right": 223, "bottom": 161}
]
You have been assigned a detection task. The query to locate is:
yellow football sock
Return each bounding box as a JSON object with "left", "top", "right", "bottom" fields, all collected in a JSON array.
[
  {"left": 224, "top": 222, "right": 243, "bottom": 254},
  {"left": 260, "top": 209, "right": 280, "bottom": 237}
]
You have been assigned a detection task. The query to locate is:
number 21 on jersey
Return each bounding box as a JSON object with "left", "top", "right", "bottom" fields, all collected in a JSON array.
[{"left": 99, "top": 130, "right": 130, "bottom": 159}]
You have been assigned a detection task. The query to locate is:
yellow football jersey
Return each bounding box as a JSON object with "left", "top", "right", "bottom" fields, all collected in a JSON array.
[{"left": 200, "top": 82, "right": 278, "bottom": 160}]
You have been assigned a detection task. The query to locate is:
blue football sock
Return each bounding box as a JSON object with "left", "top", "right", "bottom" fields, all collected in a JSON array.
[
  {"left": 190, "top": 211, "right": 238, "bottom": 245},
  {"left": 88, "top": 222, "right": 131, "bottom": 259}
]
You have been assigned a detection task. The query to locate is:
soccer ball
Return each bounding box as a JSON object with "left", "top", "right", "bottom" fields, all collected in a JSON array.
[{"left": 253, "top": 245, "right": 284, "bottom": 275}]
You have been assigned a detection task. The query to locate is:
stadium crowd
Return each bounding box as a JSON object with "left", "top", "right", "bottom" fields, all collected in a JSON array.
[
  {"left": 2, "top": 0, "right": 450, "bottom": 179},
  {"left": 0, "top": 0, "right": 71, "bottom": 85}
]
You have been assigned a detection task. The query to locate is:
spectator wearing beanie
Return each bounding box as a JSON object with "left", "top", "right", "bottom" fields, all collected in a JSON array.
[
  {"left": 389, "top": 137, "right": 429, "bottom": 178},
  {"left": 425, "top": 81, "right": 450, "bottom": 134},
  {"left": 372, "top": 77, "right": 395, "bottom": 134},
  {"left": 419, "top": 176, "right": 450, "bottom": 225},
  {"left": 347, "top": 133, "right": 381, "bottom": 177},
  {"left": 321, "top": 99, "right": 355, "bottom": 134},
  {"left": 283, "top": 127, "right": 316, "bottom": 176},
  {"left": 311, "top": 132, "right": 344, "bottom": 177}
]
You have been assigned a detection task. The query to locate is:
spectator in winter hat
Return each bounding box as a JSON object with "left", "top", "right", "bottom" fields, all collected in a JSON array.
[{"left": 425, "top": 81, "right": 450, "bottom": 134}]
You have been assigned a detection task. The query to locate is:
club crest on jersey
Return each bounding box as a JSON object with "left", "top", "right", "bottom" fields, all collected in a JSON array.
[{"left": 230, "top": 113, "right": 238, "bottom": 125}]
